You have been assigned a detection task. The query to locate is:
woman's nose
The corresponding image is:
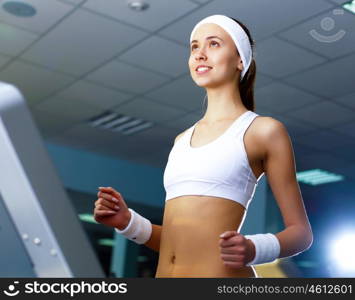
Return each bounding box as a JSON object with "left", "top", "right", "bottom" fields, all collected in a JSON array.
[{"left": 195, "top": 49, "right": 207, "bottom": 61}]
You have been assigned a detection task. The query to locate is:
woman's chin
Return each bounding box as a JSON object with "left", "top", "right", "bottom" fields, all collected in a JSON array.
[{"left": 193, "top": 79, "right": 214, "bottom": 88}]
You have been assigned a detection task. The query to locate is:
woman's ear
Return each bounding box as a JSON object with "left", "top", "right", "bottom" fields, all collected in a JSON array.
[{"left": 237, "top": 60, "right": 243, "bottom": 72}]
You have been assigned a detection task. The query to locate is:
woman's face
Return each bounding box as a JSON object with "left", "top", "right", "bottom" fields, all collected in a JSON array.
[{"left": 188, "top": 23, "right": 243, "bottom": 88}]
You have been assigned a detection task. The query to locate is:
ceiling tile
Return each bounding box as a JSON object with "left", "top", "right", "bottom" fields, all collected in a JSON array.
[
  {"left": 21, "top": 9, "right": 147, "bottom": 76},
  {"left": 83, "top": 0, "right": 197, "bottom": 32},
  {"left": 294, "top": 128, "right": 352, "bottom": 151},
  {"left": 59, "top": 0, "right": 86, "bottom": 5},
  {"left": 160, "top": 0, "right": 248, "bottom": 45},
  {"left": 35, "top": 93, "right": 102, "bottom": 122},
  {"left": 113, "top": 97, "right": 186, "bottom": 123},
  {"left": 255, "top": 82, "right": 322, "bottom": 114},
  {"left": 256, "top": 37, "right": 326, "bottom": 78},
  {"left": 332, "top": 120, "right": 355, "bottom": 139},
  {"left": 295, "top": 151, "right": 349, "bottom": 173},
  {"left": 146, "top": 74, "right": 204, "bottom": 110},
  {"left": 165, "top": 111, "right": 202, "bottom": 131},
  {"left": 284, "top": 52, "right": 355, "bottom": 98},
  {"left": 329, "top": 0, "right": 349, "bottom": 4},
  {"left": 46, "top": 123, "right": 172, "bottom": 167},
  {"left": 30, "top": 107, "right": 78, "bottom": 139},
  {"left": 75, "top": 124, "right": 179, "bottom": 167},
  {"left": 97, "top": 143, "right": 169, "bottom": 169},
  {"left": 286, "top": 100, "right": 355, "bottom": 128},
  {"left": 292, "top": 142, "right": 319, "bottom": 157},
  {"left": 47, "top": 123, "right": 131, "bottom": 148},
  {"left": 328, "top": 140, "right": 355, "bottom": 163},
  {"left": 0, "top": 60, "right": 75, "bottom": 105},
  {"left": 51, "top": 80, "right": 132, "bottom": 110},
  {"left": 254, "top": 106, "right": 277, "bottom": 116},
  {"left": 119, "top": 36, "right": 189, "bottom": 77},
  {"left": 126, "top": 125, "right": 180, "bottom": 149},
  {"left": 255, "top": 73, "right": 274, "bottom": 89},
  {"left": 0, "top": 23, "right": 38, "bottom": 56},
  {"left": 190, "top": 0, "right": 211, "bottom": 4},
  {"left": 99, "top": 136, "right": 171, "bottom": 168},
  {"left": 334, "top": 91, "right": 355, "bottom": 110},
  {"left": 87, "top": 60, "right": 168, "bottom": 94},
  {"left": 279, "top": 7, "right": 355, "bottom": 59},
  {"left": 271, "top": 114, "right": 318, "bottom": 140},
  {"left": 159, "top": 0, "right": 333, "bottom": 44},
  {"left": 333, "top": 163, "right": 355, "bottom": 181},
  {"left": 0, "top": 0, "right": 74, "bottom": 34},
  {"left": 0, "top": 53, "right": 11, "bottom": 69}
]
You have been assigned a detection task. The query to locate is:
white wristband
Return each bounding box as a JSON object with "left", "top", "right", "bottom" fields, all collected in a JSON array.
[
  {"left": 244, "top": 233, "right": 280, "bottom": 266},
  {"left": 114, "top": 208, "right": 152, "bottom": 244}
]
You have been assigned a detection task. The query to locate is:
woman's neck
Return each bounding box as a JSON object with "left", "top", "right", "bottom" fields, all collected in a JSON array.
[{"left": 203, "top": 84, "right": 246, "bottom": 122}]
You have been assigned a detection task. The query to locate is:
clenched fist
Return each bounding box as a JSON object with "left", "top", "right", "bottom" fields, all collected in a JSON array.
[
  {"left": 219, "top": 231, "right": 256, "bottom": 268},
  {"left": 94, "top": 186, "right": 131, "bottom": 230}
]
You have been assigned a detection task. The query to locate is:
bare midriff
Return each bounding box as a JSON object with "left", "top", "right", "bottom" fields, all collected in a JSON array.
[{"left": 155, "top": 195, "right": 257, "bottom": 278}]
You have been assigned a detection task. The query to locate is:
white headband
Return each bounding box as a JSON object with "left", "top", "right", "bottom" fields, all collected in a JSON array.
[{"left": 190, "top": 14, "right": 252, "bottom": 81}]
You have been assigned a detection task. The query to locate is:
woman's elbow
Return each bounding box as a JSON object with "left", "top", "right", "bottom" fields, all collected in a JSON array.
[{"left": 303, "top": 228, "right": 313, "bottom": 251}]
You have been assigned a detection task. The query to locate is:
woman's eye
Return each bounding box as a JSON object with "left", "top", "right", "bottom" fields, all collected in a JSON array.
[{"left": 191, "top": 41, "right": 218, "bottom": 51}]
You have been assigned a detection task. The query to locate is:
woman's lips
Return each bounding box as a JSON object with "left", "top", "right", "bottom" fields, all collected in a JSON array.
[{"left": 196, "top": 67, "right": 212, "bottom": 75}]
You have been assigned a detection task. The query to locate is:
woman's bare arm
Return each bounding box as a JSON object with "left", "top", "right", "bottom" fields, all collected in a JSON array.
[
  {"left": 144, "top": 224, "right": 162, "bottom": 252},
  {"left": 260, "top": 117, "right": 313, "bottom": 258}
]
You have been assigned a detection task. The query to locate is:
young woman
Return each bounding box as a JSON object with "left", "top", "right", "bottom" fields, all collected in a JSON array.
[{"left": 94, "top": 15, "right": 313, "bottom": 278}]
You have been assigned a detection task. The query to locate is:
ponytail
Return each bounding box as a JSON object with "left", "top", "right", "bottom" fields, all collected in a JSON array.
[{"left": 232, "top": 17, "right": 256, "bottom": 112}]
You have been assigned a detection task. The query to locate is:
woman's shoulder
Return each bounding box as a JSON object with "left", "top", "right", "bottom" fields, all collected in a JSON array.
[
  {"left": 253, "top": 114, "right": 285, "bottom": 129},
  {"left": 253, "top": 114, "right": 287, "bottom": 135},
  {"left": 252, "top": 114, "right": 290, "bottom": 148}
]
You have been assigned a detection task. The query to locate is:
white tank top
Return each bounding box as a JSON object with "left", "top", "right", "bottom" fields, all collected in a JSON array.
[{"left": 163, "top": 110, "right": 260, "bottom": 210}]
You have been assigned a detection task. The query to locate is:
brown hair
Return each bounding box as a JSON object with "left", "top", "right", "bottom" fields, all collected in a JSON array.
[
  {"left": 231, "top": 17, "right": 256, "bottom": 112},
  {"left": 201, "top": 17, "right": 256, "bottom": 113}
]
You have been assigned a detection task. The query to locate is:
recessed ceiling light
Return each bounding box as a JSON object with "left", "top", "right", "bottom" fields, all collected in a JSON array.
[
  {"left": 88, "top": 110, "right": 154, "bottom": 135},
  {"left": 120, "top": 121, "right": 153, "bottom": 135},
  {"left": 296, "top": 169, "right": 344, "bottom": 185},
  {"left": 127, "top": 0, "right": 149, "bottom": 12},
  {"left": 2, "top": 1, "right": 36, "bottom": 17},
  {"left": 78, "top": 213, "right": 97, "bottom": 224},
  {"left": 137, "top": 255, "right": 148, "bottom": 262},
  {"left": 296, "top": 260, "right": 319, "bottom": 268},
  {"left": 343, "top": 0, "right": 355, "bottom": 14},
  {"left": 98, "top": 239, "right": 115, "bottom": 247}
]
